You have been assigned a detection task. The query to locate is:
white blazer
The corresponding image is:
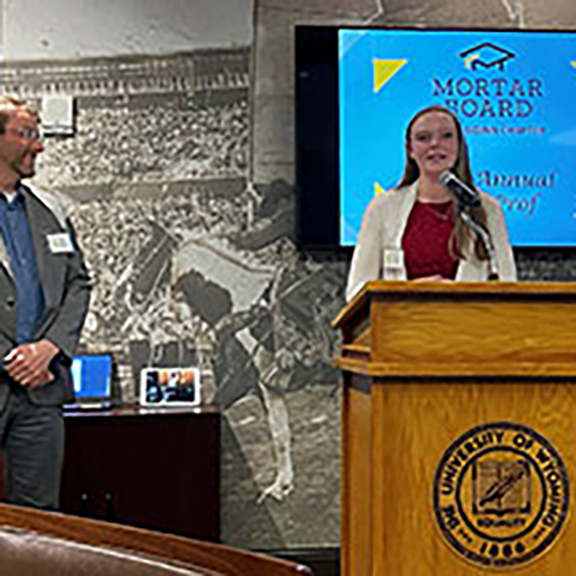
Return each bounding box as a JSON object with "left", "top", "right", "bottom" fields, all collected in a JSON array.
[{"left": 346, "top": 183, "right": 517, "bottom": 301}]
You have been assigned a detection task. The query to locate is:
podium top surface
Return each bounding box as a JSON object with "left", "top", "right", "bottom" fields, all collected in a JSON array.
[
  {"left": 333, "top": 280, "right": 576, "bottom": 378},
  {"left": 333, "top": 280, "right": 576, "bottom": 329}
]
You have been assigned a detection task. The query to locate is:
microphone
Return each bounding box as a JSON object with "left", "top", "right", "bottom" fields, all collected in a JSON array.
[
  {"left": 439, "top": 171, "right": 481, "bottom": 208},
  {"left": 439, "top": 171, "right": 499, "bottom": 279}
]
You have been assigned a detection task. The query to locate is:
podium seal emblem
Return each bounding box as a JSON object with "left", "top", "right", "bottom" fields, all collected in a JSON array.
[{"left": 433, "top": 422, "right": 569, "bottom": 568}]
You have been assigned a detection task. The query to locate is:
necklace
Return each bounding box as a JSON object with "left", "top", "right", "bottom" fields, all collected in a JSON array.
[{"left": 417, "top": 199, "right": 454, "bottom": 223}]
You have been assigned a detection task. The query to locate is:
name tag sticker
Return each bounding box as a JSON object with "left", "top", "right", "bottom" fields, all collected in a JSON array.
[
  {"left": 384, "top": 248, "right": 404, "bottom": 269},
  {"left": 47, "top": 233, "right": 74, "bottom": 254}
]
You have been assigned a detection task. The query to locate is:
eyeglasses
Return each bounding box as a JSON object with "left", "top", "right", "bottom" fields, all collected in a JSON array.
[{"left": 7, "top": 127, "right": 43, "bottom": 142}]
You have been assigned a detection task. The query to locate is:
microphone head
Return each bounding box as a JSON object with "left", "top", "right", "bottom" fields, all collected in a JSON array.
[
  {"left": 439, "top": 170, "right": 455, "bottom": 187},
  {"left": 438, "top": 170, "right": 481, "bottom": 208}
]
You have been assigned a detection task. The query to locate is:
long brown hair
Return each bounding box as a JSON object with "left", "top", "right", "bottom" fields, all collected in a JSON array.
[{"left": 398, "top": 105, "right": 488, "bottom": 260}]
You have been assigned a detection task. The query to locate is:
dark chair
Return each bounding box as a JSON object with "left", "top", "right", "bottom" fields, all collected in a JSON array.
[{"left": 0, "top": 502, "right": 311, "bottom": 575}]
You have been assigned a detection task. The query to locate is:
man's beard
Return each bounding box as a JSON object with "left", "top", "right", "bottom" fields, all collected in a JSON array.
[{"left": 14, "top": 155, "right": 36, "bottom": 179}]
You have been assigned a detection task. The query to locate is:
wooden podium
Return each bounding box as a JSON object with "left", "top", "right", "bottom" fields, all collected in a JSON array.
[{"left": 333, "top": 281, "right": 576, "bottom": 575}]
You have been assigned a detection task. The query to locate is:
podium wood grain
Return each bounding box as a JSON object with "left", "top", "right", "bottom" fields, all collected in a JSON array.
[{"left": 335, "top": 281, "right": 576, "bottom": 575}]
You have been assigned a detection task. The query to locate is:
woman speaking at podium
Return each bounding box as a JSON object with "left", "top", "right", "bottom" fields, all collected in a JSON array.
[{"left": 346, "top": 105, "right": 516, "bottom": 301}]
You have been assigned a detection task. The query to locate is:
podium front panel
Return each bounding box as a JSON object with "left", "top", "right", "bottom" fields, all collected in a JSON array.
[{"left": 336, "top": 282, "right": 576, "bottom": 575}]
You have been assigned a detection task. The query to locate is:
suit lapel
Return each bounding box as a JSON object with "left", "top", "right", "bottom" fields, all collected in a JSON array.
[{"left": 0, "top": 232, "right": 14, "bottom": 280}]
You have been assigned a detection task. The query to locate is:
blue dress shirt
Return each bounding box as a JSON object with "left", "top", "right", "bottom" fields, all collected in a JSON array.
[{"left": 0, "top": 187, "right": 45, "bottom": 344}]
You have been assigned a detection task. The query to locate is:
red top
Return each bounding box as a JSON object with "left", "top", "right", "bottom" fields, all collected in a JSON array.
[{"left": 402, "top": 200, "right": 458, "bottom": 280}]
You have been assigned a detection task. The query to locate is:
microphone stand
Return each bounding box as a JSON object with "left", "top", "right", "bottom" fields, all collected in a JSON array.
[{"left": 458, "top": 206, "right": 499, "bottom": 281}]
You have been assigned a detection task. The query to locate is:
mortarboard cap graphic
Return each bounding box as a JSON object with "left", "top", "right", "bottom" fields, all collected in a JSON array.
[{"left": 459, "top": 42, "right": 515, "bottom": 71}]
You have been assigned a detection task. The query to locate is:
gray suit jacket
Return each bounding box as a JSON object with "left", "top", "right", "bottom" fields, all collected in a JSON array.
[{"left": 0, "top": 184, "right": 91, "bottom": 407}]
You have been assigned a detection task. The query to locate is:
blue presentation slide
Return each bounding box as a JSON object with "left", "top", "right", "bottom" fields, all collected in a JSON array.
[{"left": 339, "top": 28, "right": 576, "bottom": 246}]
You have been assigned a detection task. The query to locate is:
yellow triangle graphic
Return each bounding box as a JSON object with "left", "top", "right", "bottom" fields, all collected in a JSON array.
[
  {"left": 375, "top": 181, "right": 386, "bottom": 195},
  {"left": 571, "top": 61, "right": 576, "bottom": 69},
  {"left": 373, "top": 59, "right": 408, "bottom": 93}
]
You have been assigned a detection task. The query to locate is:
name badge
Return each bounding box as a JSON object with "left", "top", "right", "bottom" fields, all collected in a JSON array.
[
  {"left": 384, "top": 248, "right": 404, "bottom": 270},
  {"left": 47, "top": 233, "right": 75, "bottom": 254}
]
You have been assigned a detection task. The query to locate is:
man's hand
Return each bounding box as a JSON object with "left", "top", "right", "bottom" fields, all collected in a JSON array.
[{"left": 4, "top": 340, "right": 60, "bottom": 388}]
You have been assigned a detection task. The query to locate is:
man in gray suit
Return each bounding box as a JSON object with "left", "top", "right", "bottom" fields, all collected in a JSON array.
[{"left": 0, "top": 95, "right": 91, "bottom": 509}]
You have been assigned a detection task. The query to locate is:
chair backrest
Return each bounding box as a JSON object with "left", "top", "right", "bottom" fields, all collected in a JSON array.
[{"left": 0, "top": 503, "right": 312, "bottom": 576}]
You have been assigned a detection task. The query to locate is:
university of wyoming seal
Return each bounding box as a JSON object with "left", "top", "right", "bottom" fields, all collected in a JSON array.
[{"left": 433, "top": 422, "right": 569, "bottom": 568}]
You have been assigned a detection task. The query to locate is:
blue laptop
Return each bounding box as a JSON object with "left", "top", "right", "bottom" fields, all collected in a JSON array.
[{"left": 64, "top": 352, "right": 114, "bottom": 411}]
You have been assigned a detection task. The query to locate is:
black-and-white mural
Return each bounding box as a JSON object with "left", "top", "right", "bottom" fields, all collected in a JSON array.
[{"left": 1, "top": 47, "right": 344, "bottom": 547}]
